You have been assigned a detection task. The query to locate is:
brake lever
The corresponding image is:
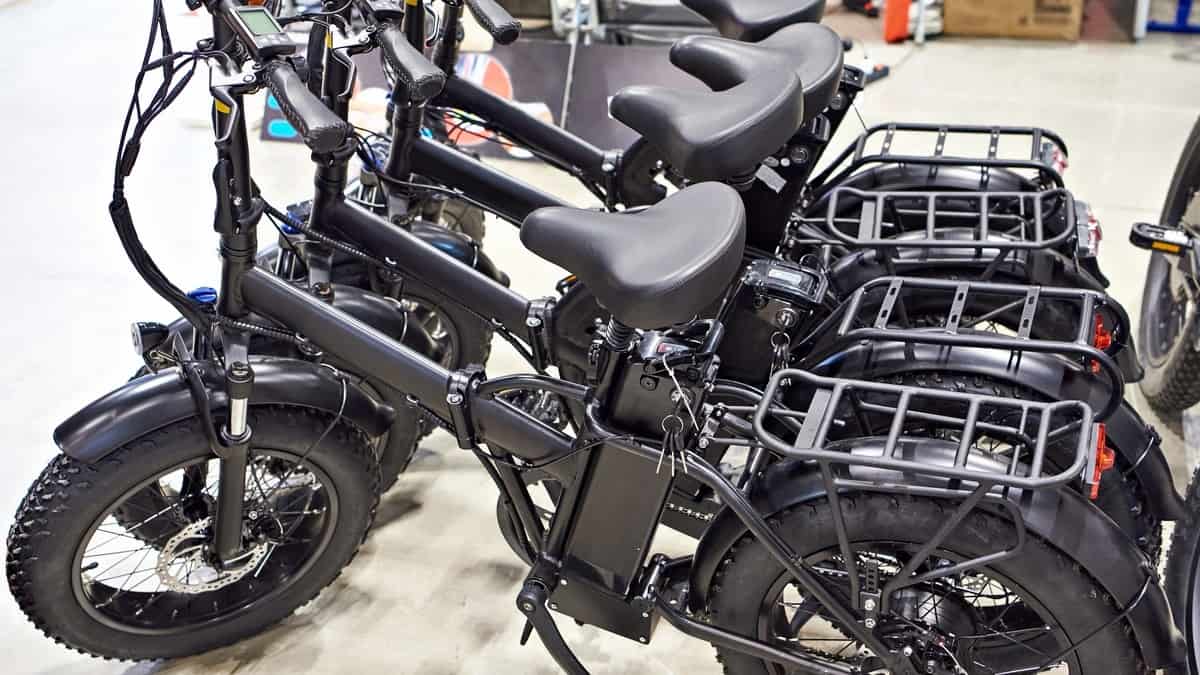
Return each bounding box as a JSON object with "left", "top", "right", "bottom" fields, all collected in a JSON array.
[
  {"left": 327, "top": 46, "right": 360, "bottom": 104},
  {"left": 209, "top": 85, "right": 242, "bottom": 146}
]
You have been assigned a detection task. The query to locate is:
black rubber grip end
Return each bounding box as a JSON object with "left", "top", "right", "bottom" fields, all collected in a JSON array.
[
  {"left": 264, "top": 62, "right": 353, "bottom": 155},
  {"left": 466, "top": 0, "right": 522, "bottom": 45},
  {"left": 377, "top": 24, "right": 446, "bottom": 102}
]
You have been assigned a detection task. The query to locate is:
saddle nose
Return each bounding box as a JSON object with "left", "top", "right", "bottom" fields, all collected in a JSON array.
[
  {"left": 670, "top": 23, "right": 845, "bottom": 129},
  {"left": 610, "top": 62, "right": 803, "bottom": 182}
]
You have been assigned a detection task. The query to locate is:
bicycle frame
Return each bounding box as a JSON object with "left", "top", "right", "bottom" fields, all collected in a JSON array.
[{"left": 203, "top": 28, "right": 937, "bottom": 672}]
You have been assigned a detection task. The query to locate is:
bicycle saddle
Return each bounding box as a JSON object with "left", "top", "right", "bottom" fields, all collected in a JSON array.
[
  {"left": 671, "top": 23, "right": 844, "bottom": 128},
  {"left": 682, "top": 0, "right": 826, "bottom": 41},
  {"left": 521, "top": 183, "right": 746, "bottom": 328},
  {"left": 610, "top": 48, "right": 803, "bottom": 182}
]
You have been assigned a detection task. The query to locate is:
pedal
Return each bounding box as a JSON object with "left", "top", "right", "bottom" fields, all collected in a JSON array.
[
  {"left": 1130, "top": 222, "right": 1193, "bottom": 255},
  {"left": 516, "top": 581, "right": 589, "bottom": 675}
]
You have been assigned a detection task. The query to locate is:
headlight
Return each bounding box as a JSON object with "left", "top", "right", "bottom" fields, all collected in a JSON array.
[{"left": 131, "top": 321, "right": 169, "bottom": 357}]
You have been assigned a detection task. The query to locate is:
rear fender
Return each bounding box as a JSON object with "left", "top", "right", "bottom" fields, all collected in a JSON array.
[
  {"left": 688, "top": 440, "right": 1187, "bottom": 670},
  {"left": 55, "top": 358, "right": 396, "bottom": 464},
  {"left": 807, "top": 341, "right": 1185, "bottom": 519},
  {"left": 810, "top": 164, "right": 1034, "bottom": 212}
]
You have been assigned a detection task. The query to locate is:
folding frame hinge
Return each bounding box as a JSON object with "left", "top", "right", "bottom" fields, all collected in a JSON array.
[
  {"left": 526, "top": 296, "right": 557, "bottom": 372},
  {"left": 446, "top": 364, "right": 486, "bottom": 449}
]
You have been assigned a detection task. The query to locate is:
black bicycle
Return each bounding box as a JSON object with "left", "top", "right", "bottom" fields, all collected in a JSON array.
[
  {"left": 233, "top": 0, "right": 1181, "bottom": 557},
  {"left": 1132, "top": 116, "right": 1200, "bottom": 421},
  {"left": 6, "top": 3, "right": 1186, "bottom": 672},
  {"left": 1135, "top": 116, "right": 1200, "bottom": 647}
]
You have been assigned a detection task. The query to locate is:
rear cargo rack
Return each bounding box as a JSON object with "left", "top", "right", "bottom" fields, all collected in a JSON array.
[
  {"left": 798, "top": 276, "right": 1126, "bottom": 419},
  {"left": 811, "top": 123, "right": 1068, "bottom": 201},
  {"left": 753, "top": 369, "right": 1097, "bottom": 494},
  {"left": 814, "top": 187, "right": 1076, "bottom": 252}
]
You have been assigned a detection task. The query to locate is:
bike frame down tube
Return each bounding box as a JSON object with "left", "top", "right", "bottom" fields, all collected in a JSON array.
[{"left": 242, "top": 264, "right": 573, "bottom": 457}]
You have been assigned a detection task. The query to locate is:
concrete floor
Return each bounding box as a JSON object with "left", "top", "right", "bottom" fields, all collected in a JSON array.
[{"left": 3, "top": 1, "right": 1200, "bottom": 673}]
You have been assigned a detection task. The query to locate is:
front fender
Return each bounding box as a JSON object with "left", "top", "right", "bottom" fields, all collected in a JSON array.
[
  {"left": 55, "top": 358, "right": 396, "bottom": 464},
  {"left": 807, "top": 341, "right": 1186, "bottom": 520},
  {"left": 688, "top": 440, "right": 1187, "bottom": 670}
]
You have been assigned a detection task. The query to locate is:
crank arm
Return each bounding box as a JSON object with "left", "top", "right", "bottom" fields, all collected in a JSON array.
[{"left": 516, "top": 581, "right": 588, "bottom": 675}]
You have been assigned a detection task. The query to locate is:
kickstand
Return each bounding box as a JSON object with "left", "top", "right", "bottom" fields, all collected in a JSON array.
[{"left": 517, "top": 581, "right": 589, "bottom": 675}]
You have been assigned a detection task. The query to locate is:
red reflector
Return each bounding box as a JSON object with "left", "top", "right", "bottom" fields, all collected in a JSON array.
[
  {"left": 1052, "top": 148, "right": 1070, "bottom": 174},
  {"left": 1093, "top": 314, "right": 1112, "bottom": 351},
  {"left": 1090, "top": 424, "right": 1113, "bottom": 500}
]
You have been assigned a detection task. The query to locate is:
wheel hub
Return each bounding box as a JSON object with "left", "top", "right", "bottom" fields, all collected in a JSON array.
[{"left": 155, "top": 517, "right": 269, "bottom": 593}]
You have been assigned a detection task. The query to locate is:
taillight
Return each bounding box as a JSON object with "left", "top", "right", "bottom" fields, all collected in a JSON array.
[
  {"left": 1075, "top": 202, "right": 1102, "bottom": 259},
  {"left": 1051, "top": 147, "right": 1069, "bottom": 174},
  {"left": 1093, "top": 313, "right": 1112, "bottom": 351},
  {"left": 1090, "top": 313, "right": 1113, "bottom": 373},
  {"left": 1089, "top": 423, "right": 1114, "bottom": 500},
  {"left": 1086, "top": 208, "right": 1102, "bottom": 257}
]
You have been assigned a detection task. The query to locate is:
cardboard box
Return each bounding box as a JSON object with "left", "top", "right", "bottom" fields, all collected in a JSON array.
[{"left": 945, "top": 0, "right": 1085, "bottom": 40}]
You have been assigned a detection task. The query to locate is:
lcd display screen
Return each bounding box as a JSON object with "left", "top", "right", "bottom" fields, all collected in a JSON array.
[{"left": 238, "top": 8, "right": 284, "bottom": 36}]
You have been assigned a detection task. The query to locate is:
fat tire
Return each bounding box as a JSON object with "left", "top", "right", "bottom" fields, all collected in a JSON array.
[
  {"left": 706, "top": 494, "right": 1146, "bottom": 674},
  {"left": 1138, "top": 253, "right": 1200, "bottom": 423},
  {"left": 1165, "top": 463, "right": 1200, "bottom": 632},
  {"left": 6, "top": 406, "right": 379, "bottom": 661}
]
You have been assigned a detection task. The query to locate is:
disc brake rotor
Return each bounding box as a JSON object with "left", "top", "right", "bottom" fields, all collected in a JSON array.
[{"left": 155, "top": 517, "right": 269, "bottom": 593}]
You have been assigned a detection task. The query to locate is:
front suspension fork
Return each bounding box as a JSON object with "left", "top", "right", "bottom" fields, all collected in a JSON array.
[{"left": 213, "top": 359, "right": 254, "bottom": 564}]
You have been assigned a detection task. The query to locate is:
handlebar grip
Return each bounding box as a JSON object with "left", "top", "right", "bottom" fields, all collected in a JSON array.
[
  {"left": 465, "top": 0, "right": 522, "bottom": 45},
  {"left": 377, "top": 24, "right": 446, "bottom": 102},
  {"left": 264, "top": 62, "right": 353, "bottom": 154}
]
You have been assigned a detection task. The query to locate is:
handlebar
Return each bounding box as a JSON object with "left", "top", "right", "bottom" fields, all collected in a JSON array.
[
  {"left": 263, "top": 62, "right": 354, "bottom": 154},
  {"left": 376, "top": 22, "right": 447, "bottom": 101},
  {"left": 464, "top": 0, "right": 521, "bottom": 45}
]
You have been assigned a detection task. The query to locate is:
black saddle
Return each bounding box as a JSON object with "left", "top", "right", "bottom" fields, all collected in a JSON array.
[
  {"left": 521, "top": 183, "right": 746, "bottom": 329},
  {"left": 671, "top": 23, "right": 844, "bottom": 128},
  {"left": 610, "top": 43, "right": 804, "bottom": 182},
  {"left": 682, "top": 0, "right": 826, "bottom": 41}
]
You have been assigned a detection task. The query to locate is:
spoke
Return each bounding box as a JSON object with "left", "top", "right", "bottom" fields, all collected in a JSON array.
[
  {"left": 86, "top": 545, "right": 154, "bottom": 583},
  {"left": 969, "top": 621, "right": 1055, "bottom": 660},
  {"left": 95, "top": 528, "right": 148, "bottom": 541},
  {"left": 83, "top": 547, "right": 155, "bottom": 558},
  {"left": 123, "top": 501, "right": 179, "bottom": 532},
  {"left": 92, "top": 565, "right": 160, "bottom": 585}
]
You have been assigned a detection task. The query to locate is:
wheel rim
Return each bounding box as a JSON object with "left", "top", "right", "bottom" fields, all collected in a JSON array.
[
  {"left": 1142, "top": 252, "right": 1193, "bottom": 366},
  {"left": 71, "top": 449, "right": 338, "bottom": 635},
  {"left": 404, "top": 300, "right": 461, "bottom": 368},
  {"left": 757, "top": 544, "right": 1075, "bottom": 674}
]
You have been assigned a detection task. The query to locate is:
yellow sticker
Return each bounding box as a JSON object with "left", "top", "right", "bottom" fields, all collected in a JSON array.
[
  {"left": 326, "top": 29, "right": 333, "bottom": 49},
  {"left": 214, "top": 99, "right": 232, "bottom": 114},
  {"left": 406, "top": 0, "right": 419, "bottom": 5},
  {"left": 1152, "top": 241, "right": 1182, "bottom": 254}
]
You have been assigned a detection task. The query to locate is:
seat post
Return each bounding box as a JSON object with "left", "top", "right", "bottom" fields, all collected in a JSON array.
[
  {"left": 604, "top": 318, "right": 637, "bottom": 352},
  {"left": 590, "top": 317, "right": 638, "bottom": 404}
]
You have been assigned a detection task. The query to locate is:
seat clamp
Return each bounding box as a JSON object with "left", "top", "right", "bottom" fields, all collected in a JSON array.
[
  {"left": 526, "top": 297, "right": 556, "bottom": 372},
  {"left": 446, "top": 365, "right": 486, "bottom": 449},
  {"left": 601, "top": 149, "right": 623, "bottom": 209}
]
